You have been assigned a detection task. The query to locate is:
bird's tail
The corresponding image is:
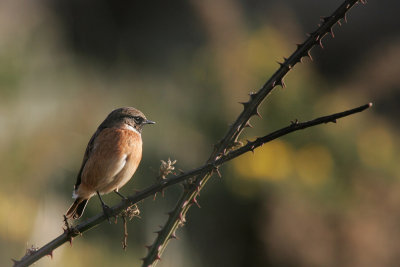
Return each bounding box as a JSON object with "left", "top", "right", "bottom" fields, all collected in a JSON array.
[{"left": 66, "top": 197, "right": 88, "bottom": 219}]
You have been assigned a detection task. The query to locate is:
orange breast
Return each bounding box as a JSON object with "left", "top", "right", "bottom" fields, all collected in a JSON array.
[{"left": 78, "top": 127, "right": 142, "bottom": 197}]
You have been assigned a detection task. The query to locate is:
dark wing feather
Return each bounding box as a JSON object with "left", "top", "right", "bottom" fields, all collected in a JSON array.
[{"left": 74, "top": 127, "right": 103, "bottom": 190}]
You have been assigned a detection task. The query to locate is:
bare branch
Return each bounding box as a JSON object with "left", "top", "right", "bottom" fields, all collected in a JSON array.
[
  {"left": 13, "top": 103, "right": 371, "bottom": 267},
  {"left": 142, "top": 0, "right": 367, "bottom": 265}
]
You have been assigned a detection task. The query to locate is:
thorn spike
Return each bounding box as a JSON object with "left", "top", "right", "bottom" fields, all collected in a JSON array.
[
  {"left": 250, "top": 107, "right": 262, "bottom": 118},
  {"left": 178, "top": 212, "right": 186, "bottom": 224},
  {"left": 329, "top": 28, "right": 335, "bottom": 38},
  {"left": 214, "top": 167, "right": 222, "bottom": 178},
  {"left": 321, "top": 16, "right": 330, "bottom": 23},
  {"left": 239, "top": 101, "right": 251, "bottom": 109},
  {"left": 307, "top": 50, "right": 313, "bottom": 61},
  {"left": 244, "top": 121, "right": 253, "bottom": 128},
  {"left": 170, "top": 231, "right": 178, "bottom": 239},
  {"left": 276, "top": 78, "right": 286, "bottom": 88},
  {"left": 249, "top": 92, "right": 258, "bottom": 100},
  {"left": 191, "top": 196, "right": 201, "bottom": 208}
]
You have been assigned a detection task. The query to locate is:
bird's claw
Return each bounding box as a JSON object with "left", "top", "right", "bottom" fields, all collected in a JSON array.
[{"left": 101, "top": 204, "right": 113, "bottom": 223}]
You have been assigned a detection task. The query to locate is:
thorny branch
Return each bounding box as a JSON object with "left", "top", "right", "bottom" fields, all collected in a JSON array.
[
  {"left": 13, "top": 0, "right": 369, "bottom": 266},
  {"left": 13, "top": 102, "right": 371, "bottom": 267},
  {"left": 142, "top": 0, "right": 367, "bottom": 266}
]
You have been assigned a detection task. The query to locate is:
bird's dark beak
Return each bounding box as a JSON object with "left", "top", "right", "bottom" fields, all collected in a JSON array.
[{"left": 144, "top": 119, "right": 156, "bottom": 125}]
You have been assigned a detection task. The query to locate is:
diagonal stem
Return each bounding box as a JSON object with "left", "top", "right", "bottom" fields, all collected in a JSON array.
[{"left": 142, "top": 0, "right": 367, "bottom": 266}]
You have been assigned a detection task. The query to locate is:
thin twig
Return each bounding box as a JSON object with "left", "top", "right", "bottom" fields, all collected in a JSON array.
[
  {"left": 120, "top": 204, "right": 140, "bottom": 250},
  {"left": 122, "top": 215, "right": 128, "bottom": 250},
  {"left": 12, "top": 103, "right": 371, "bottom": 267}
]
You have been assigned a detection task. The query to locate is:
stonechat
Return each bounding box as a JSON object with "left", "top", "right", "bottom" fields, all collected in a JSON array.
[{"left": 66, "top": 107, "right": 155, "bottom": 219}]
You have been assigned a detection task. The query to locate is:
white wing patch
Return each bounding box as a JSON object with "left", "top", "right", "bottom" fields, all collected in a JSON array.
[{"left": 111, "top": 154, "right": 128, "bottom": 179}]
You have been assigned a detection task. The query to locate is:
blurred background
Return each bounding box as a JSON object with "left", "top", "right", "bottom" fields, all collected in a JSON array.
[{"left": 1, "top": 0, "right": 399, "bottom": 266}]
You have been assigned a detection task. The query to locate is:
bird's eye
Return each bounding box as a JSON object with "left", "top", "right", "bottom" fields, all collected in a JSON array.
[{"left": 133, "top": 116, "right": 143, "bottom": 124}]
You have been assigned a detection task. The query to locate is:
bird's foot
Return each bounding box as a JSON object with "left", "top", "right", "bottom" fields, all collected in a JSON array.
[
  {"left": 101, "top": 203, "right": 113, "bottom": 223},
  {"left": 97, "top": 191, "right": 113, "bottom": 223},
  {"left": 114, "top": 190, "right": 128, "bottom": 200}
]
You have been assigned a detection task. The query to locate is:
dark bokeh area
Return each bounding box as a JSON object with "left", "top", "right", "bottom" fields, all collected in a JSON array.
[
  {"left": 1, "top": 1, "right": 399, "bottom": 266},
  {"left": 49, "top": 0, "right": 205, "bottom": 70}
]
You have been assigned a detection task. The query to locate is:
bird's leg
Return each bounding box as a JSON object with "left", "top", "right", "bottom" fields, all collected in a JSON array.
[
  {"left": 97, "top": 191, "right": 112, "bottom": 223},
  {"left": 114, "top": 190, "right": 128, "bottom": 200}
]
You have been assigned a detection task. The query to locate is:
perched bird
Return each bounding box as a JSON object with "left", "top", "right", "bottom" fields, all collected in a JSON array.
[{"left": 66, "top": 107, "right": 155, "bottom": 219}]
